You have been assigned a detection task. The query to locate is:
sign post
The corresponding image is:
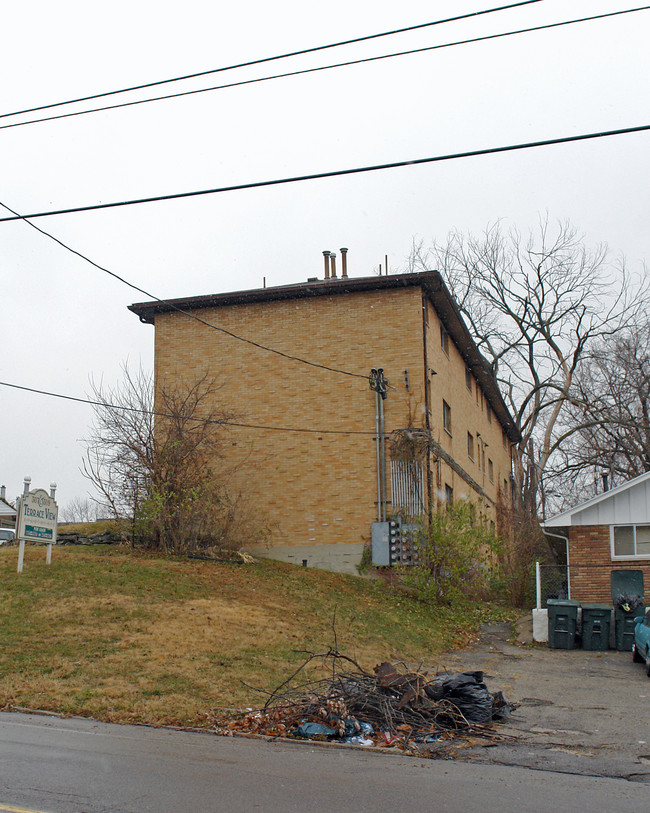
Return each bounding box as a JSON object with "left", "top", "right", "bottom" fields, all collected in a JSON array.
[{"left": 16, "top": 478, "right": 58, "bottom": 573}]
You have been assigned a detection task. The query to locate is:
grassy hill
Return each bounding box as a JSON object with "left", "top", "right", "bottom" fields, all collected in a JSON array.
[{"left": 0, "top": 544, "right": 514, "bottom": 728}]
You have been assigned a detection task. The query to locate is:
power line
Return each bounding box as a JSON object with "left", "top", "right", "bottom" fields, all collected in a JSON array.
[
  {"left": 1, "top": 123, "right": 649, "bottom": 223},
  {"left": 0, "top": 1, "right": 541, "bottom": 122},
  {"left": 0, "top": 380, "right": 375, "bottom": 436},
  {"left": 0, "top": 199, "right": 369, "bottom": 380},
  {"left": 2, "top": 6, "right": 646, "bottom": 132}
]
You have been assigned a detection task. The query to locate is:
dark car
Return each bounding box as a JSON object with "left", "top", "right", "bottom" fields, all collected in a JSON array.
[{"left": 633, "top": 611, "right": 650, "bottom": 676}]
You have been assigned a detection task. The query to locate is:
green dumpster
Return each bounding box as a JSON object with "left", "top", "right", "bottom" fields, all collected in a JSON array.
[
  {"left": 581, "top": 604, "right": 612, "bottom": 651},
  {"left": 547, "top": 599, "right": 580, "bottom": 649},
  {"left": 611, "top": 569, "right": 644, "bottom": 651},
  {"left": 615, "top": 605, "right": 645, "bottom": 651}
]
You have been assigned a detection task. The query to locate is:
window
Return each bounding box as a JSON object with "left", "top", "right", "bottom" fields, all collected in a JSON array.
[
  {"left": 465, "top": 369, "right": 472, "bottom": 392},
  {"left": 503, "top": 478, "right": 509, "bottom": 497},
  {"left": 488, "top": 458, "right": 494, "bottom": 483},
  {"left": 440, "top": 325, "right": 449, "bottom": 355},
  {"left": 486, "top": 402, "right": 492, "bottom": 423},
  {"left": 445, "top": 484, "right": 454, "bottom": 506},
  {"left": 612, "top": 525, "right": 650, "bottom": 558},
  {"left": 443, "top": 400, "right": 452, "bottom": 435},
  {"left": 467, "top": 432, "right": 475, "bottom": 461}
]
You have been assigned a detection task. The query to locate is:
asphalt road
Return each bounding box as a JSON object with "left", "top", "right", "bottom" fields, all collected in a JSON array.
[
  {"left": 3, "top": 621, "right": 650, "bottom": 812},
  {"left": 1, "top": 708, "right": 649, "bottom": 813},
  {"left": 434, "top": 619, "right": 650, "bottom": 782}
]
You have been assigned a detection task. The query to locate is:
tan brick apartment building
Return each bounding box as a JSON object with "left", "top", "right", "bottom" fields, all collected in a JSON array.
[{"left": 130, "top": 266, "right": 520, "bottom": 573}]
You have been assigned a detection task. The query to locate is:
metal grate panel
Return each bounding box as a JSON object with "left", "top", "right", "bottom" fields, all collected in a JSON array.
[{"left": 390, "top": 460, "right": 425, "bottom": 517}]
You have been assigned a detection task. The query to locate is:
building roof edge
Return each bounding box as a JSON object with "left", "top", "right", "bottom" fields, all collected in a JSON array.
[{"left": 128, "top": 270, "right": 521, "bottom": 443}]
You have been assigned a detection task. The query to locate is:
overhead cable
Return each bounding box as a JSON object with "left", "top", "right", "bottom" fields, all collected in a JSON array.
[
  {"left": 0, "top": 1, "right": 541, "bottom": 121},
  {"left": 1, "top": 123, "right": 648, "bottom": 223},
  {"left": 0, "top": 380, "right": 375, "bottom": 435},
  {"left": 0, "top": 198, "right": 369, "bottom": 380},
  {"left": 2, "top": 7, "right": 647, "bottom": 132}
]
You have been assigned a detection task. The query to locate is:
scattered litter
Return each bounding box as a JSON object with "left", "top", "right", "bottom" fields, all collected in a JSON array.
[
  {"left": 294, "top": 722, "right": 337, "bottom": 739},
  {"left": 211, "top": 650, "right": 511, "bottom": 755}
]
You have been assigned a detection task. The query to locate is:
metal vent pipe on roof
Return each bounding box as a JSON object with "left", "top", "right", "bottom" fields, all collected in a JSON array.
[
  {"left": 322, "top": 250, "right": 331, "bottom": 280},
  {"left": 340, "top": 247, "right": 348, "bottom": 278}
]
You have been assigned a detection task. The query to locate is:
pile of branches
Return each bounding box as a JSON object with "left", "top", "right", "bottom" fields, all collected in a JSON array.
[{"left": 211, "top": 650, "right": 511, "bottom": 753}]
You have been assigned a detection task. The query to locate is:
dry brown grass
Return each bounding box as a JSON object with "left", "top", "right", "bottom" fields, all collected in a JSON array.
[{"left": 0, "top": 544, "right": 514, "bottom": 728}]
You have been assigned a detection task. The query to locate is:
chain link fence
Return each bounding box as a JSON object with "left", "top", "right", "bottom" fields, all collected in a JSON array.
[
  {"left": 536, "top": 562, "right": 648, "bottom": 606},
  {"left": 537, "top": 564, "right": 569, "bottom": 606}
]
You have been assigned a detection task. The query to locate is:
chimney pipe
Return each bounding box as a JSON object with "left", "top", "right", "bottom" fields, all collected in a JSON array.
[
  {"left": 330, "top": 252, "right": 337, "bottom": 279},
  {"left": 322, "top": 250, "right": 331, "bottom": 280},
  {"left": 0, "top": 485, "right": 5, "bottom": 501},
  {"left": 340, "top": 247, "right": 348, "bottom": 278}
]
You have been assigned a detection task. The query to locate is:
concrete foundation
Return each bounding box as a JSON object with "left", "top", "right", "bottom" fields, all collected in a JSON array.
[{"left": 246, "top": 542, "right": 365, "bottom": 576}]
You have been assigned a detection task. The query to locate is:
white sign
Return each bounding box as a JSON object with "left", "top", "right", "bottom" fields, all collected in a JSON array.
[{"left": 17, "top": 489, "right": 58, "bottom": 543}]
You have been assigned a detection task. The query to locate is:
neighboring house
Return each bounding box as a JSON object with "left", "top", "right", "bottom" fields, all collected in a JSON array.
[
  {"left": 543, "top": 470, "right": 650, "bottom": 603},
  {"left": 129, "top": 262, "right": 520, "bottom": 574},
  {"left": 0, "top": 485, "right": 17, "bottom": 529}
]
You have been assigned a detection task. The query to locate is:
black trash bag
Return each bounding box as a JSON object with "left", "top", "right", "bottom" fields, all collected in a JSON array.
[
  {"left": 490, "top": 690, "right": 511, "bottom": 721},
  {"left": 614, "top": 593, "right": 643, "bottom": 612},
  {"left": 440, "top": 670, "right": 493, "bottom": 724},
  {"left": 423, "top": 681, "right": 445, "bottom": 702}
]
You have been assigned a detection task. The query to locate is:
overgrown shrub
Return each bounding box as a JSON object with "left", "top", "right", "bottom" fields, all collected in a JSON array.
[{"left": 397, "top": 502, "right": 502, "bottom": 605}]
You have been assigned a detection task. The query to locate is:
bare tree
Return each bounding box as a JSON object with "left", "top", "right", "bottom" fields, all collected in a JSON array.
[
  {"left": 60, "top": 496, "right": 100, "bottom": 524},
  {"left": 83, "top": 365, "right": 263, "bottom": 553},
  {"left": 409, "top": 218, "right": 643, "bottom": 517},
  {"left": 547, "top": 320, "right": 650, "bottom": 504}
]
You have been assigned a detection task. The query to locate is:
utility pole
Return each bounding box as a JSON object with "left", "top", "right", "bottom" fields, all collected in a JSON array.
[{"left": 369, "top": 368, "right": 388, "bottom": 522}]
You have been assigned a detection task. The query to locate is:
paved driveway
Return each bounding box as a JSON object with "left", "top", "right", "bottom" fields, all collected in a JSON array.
[{"left": 434, "top": 619, "right": 650, "bottom": 783}]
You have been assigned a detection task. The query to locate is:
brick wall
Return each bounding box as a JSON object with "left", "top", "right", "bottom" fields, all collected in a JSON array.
[
  {"left": 569, "top": 525, "right": 650, "bottom": 603},
  {"left": 424, "top": 301, "right": 512, "bottom": 521},
  {"left": 151, "top": 280, "right": 514, "bottom": 570}
]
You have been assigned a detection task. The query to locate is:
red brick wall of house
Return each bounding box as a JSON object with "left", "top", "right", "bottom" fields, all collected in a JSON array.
[{"left": 569, "top": 525, "right": 650, "bottom": 603}]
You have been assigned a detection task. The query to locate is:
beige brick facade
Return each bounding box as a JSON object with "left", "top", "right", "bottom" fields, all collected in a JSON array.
[{"left": 131, "top": 271, "right": 518, "bottom": 573}]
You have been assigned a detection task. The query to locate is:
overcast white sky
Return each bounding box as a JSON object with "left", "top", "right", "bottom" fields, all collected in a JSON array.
[{"left": 1, "top": 0, "right": 648, "bottom": 510}]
